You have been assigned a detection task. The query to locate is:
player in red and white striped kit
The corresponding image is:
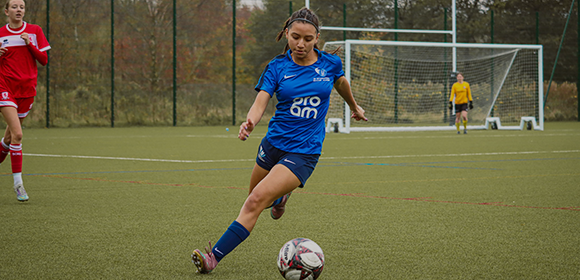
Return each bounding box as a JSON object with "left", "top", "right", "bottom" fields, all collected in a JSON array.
[{"left": 0, "top": 0, "right": 50, "bottom": 201}]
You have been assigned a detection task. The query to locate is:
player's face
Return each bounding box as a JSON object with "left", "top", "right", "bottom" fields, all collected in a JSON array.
[
  {"left": 457, "top": 73, "right": 464, "bottom": 83},
  {"left": 286, "top": 22, "right": 319, "bottom": 63},
  {"left": 5, "top": 0, "right": 25, "bottom": 22}
]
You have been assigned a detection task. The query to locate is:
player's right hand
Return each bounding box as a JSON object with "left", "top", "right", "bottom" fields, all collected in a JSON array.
[
  {"left": 0, "top": 47, "right": 7, "bottom": 56},
  {"left": 239, "top": 118, "right": 255, "bottom": 141},
  {"left": 449, "top": 102, "right": 453, "bottom": 110}
]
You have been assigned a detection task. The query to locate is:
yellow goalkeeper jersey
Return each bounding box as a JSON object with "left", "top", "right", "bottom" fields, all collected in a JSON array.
[{"left": 449, "top": 82, "right": 472, "bottom": 104}]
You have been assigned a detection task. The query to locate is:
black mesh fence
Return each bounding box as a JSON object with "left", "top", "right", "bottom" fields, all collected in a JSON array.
[{"left": 17, "top": 0, "right": 579, "bottom": 127}]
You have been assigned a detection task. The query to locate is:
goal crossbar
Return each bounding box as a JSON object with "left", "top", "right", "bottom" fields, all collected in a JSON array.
[
  {"left": 325, "top": 40, "right": 544, "bottom": 50},
  {"left": 321, "top": 26, "right": 453, "bottom": 35}
]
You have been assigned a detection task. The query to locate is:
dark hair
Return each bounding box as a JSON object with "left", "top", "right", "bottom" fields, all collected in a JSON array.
[{"left": 276, "top": 7, "right": 321, "bottom": 54}]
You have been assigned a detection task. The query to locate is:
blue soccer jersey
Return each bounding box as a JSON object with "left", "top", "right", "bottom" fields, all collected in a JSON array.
[{"left": 255, "top": 49, "right": 344, "bottom": 155}]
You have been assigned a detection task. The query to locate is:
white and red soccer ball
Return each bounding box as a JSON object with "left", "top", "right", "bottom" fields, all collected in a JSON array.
[{"left": 277, "top": 238, "right": 325, "bottom": 280}]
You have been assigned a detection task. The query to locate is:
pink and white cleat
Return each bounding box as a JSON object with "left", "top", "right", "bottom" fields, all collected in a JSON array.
[
  {"left": 191, "top": 242, "right": 218, "bottom": 274},
  {"left": 271, "top": 192, "right": 291, "bottom": 220}
]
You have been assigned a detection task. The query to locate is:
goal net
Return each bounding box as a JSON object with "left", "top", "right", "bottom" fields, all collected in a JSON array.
[{"left": 323, "top": 40, "right": 544, "bottom": 132}]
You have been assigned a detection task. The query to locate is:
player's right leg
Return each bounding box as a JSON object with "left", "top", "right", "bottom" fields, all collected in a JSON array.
[
  {"left": 0, "top": 106, "right": 26, "bottom": 201},
  {"left": 192, "top": 242, "right": 219, "bottom": 274},
  {"left": 191, "top": 165, "right": 300, "bottom": 274}
]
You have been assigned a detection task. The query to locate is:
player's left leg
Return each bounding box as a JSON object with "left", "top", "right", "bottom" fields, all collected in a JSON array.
[
  {"left": 0, "top": 127, "right": 11, "bottom": 164},
  {"left": 237, "top": 163, "right": 300, "bottom": 231},
  {"left": 271, "top": 192, "right": 291, "bottom": 219},
  {"left": 462, "top": 111, "right": 468, "bottom": 134},
  {"left": 270, "top": 152, "right": 317, "bottom": 220},
  {"left": 191, "top": 165, "right": 300, "bottom": 274}
]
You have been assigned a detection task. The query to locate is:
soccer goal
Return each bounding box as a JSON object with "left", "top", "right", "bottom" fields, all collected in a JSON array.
[{"left": 323, "top": 40, "right": 544, "bottom": 133}]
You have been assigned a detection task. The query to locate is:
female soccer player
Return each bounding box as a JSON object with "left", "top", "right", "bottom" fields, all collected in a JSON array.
[
  {"left": 191, "top": 7, "right": 367, "bottom": 274},
  {"left": 449, "top": 72, "right": 473, "bottom": 134},
  {"left": 0, "top": 0, "right": 50, "bottom": 201}
]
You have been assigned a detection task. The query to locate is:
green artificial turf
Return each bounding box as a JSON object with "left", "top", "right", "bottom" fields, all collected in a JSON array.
[{"left": 1, "top": 122, "right": 579, "bottom": 279}]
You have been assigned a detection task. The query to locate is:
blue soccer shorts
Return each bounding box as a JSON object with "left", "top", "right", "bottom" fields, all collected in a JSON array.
[{"left": 255, "top": 137, "right": 320, "bottom": 188}]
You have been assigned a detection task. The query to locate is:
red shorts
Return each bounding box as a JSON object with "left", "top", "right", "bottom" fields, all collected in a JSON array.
[
  {"left": 0, "top": 90, "right": 17, "bottom": 110},
  {"left": 15, "top": 97, "right": 34, "bottom": 119}
]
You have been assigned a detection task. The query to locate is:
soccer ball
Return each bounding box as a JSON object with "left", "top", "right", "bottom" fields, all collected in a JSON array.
[{"left": 277, "top": 238, "right": 325, "bottom": 280}]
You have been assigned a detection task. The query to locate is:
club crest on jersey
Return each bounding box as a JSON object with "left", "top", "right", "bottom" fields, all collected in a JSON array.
[
  {"left": 1, "top": 92, "right": 9, "bottom": 100},
  {"left": 315, "top": 67, "right": 327, "bottom": 76},
  {"left": 313, "top": 67, "right": 330, "bottom": 82}
]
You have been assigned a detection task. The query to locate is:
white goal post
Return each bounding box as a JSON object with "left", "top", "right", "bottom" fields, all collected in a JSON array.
[{"left": 323, "top": 40, "right": 544, "bottom": 133}]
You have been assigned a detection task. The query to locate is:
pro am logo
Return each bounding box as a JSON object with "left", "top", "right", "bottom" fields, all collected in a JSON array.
[
  {"left": 313, "top": 67, "right": 331, "bottom": 82},
  {"left": 290, "top": 96, "right": 320, "bottom": 119}
]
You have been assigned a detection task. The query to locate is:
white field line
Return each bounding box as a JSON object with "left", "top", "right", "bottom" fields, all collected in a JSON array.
[
  {"left": 320, "top": 150, "right": 580, "bottom": 160},
  {"left": 329, "top": 133, "right": 580, "bottom": 140},
  {"left": 25, "top": 150, "right": 580, "bottom": 164},
  {"left": 25, "top": 154, "right": 254, "bottom": 163},
  {"left": 23, "top": 132, "right": 580, "bottom": 141}
]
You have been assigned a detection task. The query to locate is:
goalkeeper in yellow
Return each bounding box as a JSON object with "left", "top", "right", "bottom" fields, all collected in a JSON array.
[{"left": 449, "top": 72, "right": 473, "bottom": 134}]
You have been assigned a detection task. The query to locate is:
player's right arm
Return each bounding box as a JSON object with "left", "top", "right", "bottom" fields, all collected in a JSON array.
[
  {"left": 449, "top": 83, "right": 456, "bottom": 102},
  {"left": 239, "top": 90, "right": 271, "bottom": 141}
]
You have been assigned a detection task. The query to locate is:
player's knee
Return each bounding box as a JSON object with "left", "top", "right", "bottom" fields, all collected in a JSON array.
[
  {"left": 243, "top": 191, "right": 269, "bottom": 213},
  {"left": 10, "top": 132, "right": 22, "bottom": 143}
]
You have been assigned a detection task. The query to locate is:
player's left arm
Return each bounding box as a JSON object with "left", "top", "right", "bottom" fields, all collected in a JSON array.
[
  {"left": 467, "top": 83, "right": 474, "bottom": 109},
  {"left": 334, "top": 76, "right": 367, "bottom": 121},
  {"left": 21, "top": 33, "right": 48, "bottom": 66},
  {"left": 467, "top": 83, "right": 473, "bottom": 101}
]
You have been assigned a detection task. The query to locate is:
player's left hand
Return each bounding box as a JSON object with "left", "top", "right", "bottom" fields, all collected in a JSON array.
[
  {"left": 469, "top": 101, "right": 474, "bottom": 110},
  {"left": 21, "top": 33, "right": 30, "bottom": 45},
  {"left": 351, "top": 105, "right": 368, "bottom": 121}
]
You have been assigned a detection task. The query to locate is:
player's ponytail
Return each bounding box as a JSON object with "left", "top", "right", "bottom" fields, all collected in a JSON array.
[{"left": 276, "top": 7, "right": 322, "bottom": 54}]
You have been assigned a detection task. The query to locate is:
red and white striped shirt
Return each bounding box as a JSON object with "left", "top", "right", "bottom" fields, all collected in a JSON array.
[{"left": 0, "top": 22, "right": 50, "bottom": 98}]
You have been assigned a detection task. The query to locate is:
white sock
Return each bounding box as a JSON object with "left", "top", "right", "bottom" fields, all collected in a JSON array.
[
  {"left": 1, "top": 137, "right": 8, "bottom": 149},
  {"left": 13, "top": 172, "right": 22, "bottom": 186}
]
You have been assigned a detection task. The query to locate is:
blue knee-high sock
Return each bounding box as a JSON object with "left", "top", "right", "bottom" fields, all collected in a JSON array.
[
  {"left": 212, "top": 220, "right": 250, "bottom": 262},
  {"left": 266, "top": 196, "right": 285, "bottom": 209}
]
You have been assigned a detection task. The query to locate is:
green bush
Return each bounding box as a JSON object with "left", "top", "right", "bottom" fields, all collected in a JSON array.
[{"left": 544, "top": 81, "right": 578, "bottom": 121}]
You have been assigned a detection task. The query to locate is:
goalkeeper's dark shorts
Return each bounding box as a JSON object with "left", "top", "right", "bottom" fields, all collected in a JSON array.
[{"left": 455, "top": 103, "right": 469, "bottom": 112}]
